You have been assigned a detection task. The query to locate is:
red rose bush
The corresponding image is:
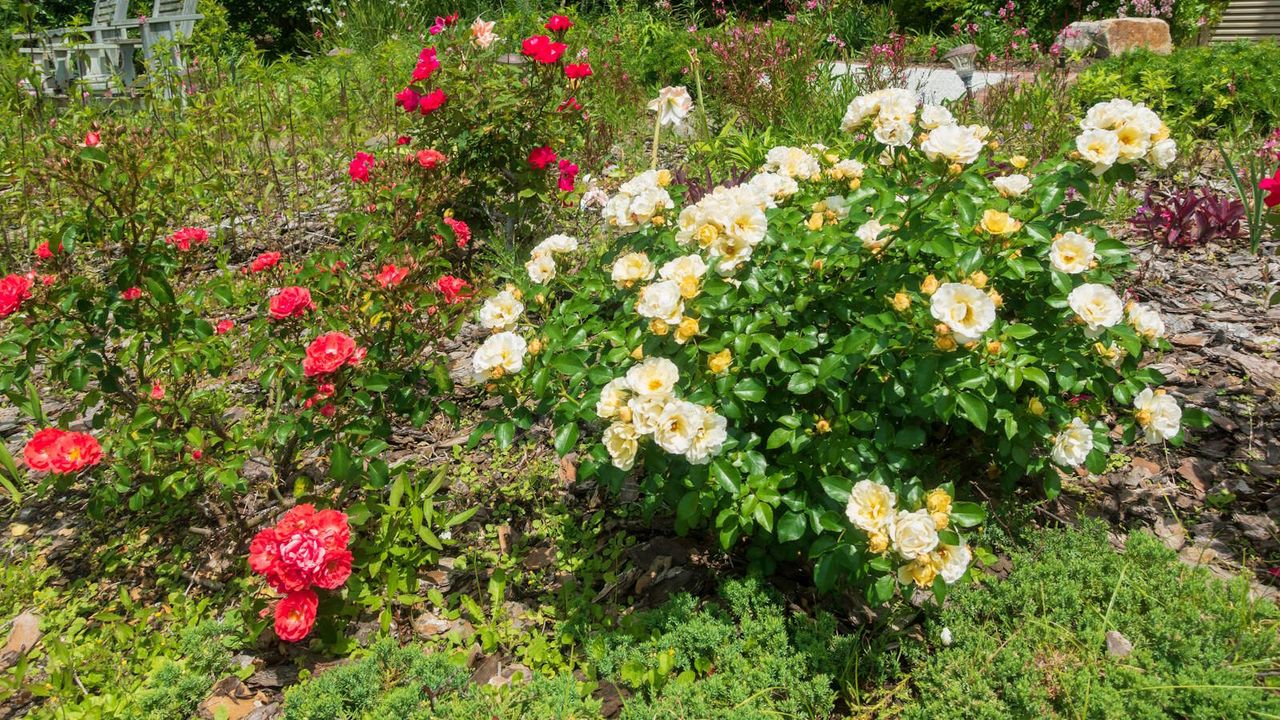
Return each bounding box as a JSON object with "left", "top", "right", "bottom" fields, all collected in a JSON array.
[{"left": 249, "top": 504, "right": 352, "bottom": 642}]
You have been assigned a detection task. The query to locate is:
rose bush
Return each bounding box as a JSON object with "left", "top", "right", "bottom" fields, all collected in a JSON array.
[{"left": 473, "top": 93, "right": 1209, "bottom": 599}]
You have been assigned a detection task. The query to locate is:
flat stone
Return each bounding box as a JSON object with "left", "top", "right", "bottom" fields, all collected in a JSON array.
[
  {"left": 1105, "top": 630, "right": 1133, "bottom": 658},
  {"left": 1059, "top": 18, "right": 1172, "bottom": 58}
]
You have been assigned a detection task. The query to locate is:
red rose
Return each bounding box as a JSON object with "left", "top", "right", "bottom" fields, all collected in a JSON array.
[
  {"left": 311, "top": 508, "right": 351, "bottom": 549},
  {"left": 545, "top": 14, "right": 574, "bottom": 32},
  {"left": 396, "top": 135, "right": 410, "bottom": 145},
  {"left": 395, "top": 86, "right": 420, "bottom": 112},
  {"left": 415, "top": 148, "right": 447, "bottom": 169},
  {"left": 411, "top": 47, "right": 440, "bottom": 82},
  {"left": 35, "top": 241, "right": 58, "bottom": 260},
  {"left": 302, "top": 331, "right": 362, "bottom": 377},
  {"left": 215, "top": 319, "right": 235, "bottom": 335},
  {"left": 557, "top": 158, "right": 579, "bottom": 192},
  {"left": 521, "top": 35, "right": 567, "bottom": 64},
  {"left": 48, "top": 431, "right": 102, "bottom": 474},
  {"left": 274, "top": 589, "right": 318, "bottom": 642},
  {"left": 348, "top": 152, "right": 374, "bottom": 183},
  {"left": 23, "top": 428, "right": 64, "bottom": 471},
  {"left": 375, "top": 263, "right": 410, "bottom": 288},
  {"left": 269, "top": 286, "right": 315, "bottom": 320},
  {"left": 564, "top": 62, "right": 592, "bottom": 79},
  {"left": 443, "top": 217, "right": 470, "bottom": 248},
  {"left": 1261, "top": 170, "right": 1280, "bottom": 208},
  {"left": 250, "top": 251, "right": 282, "bottom": 273},
  {"left": 191, "top": 449, "right": 203, "bottom": 460},
  {"left": 428, "top": 13, "right": 458, "bottom": 35},
  {"left": 418, "top": 89, "right": 447, "bottom": 115},
  {"left": 436, "top": 275, "right": 471, "bottom": 304},
  {"left": 166, "top": 226, "right": 209, "bottom": 252},
  {"left": 149, "top": 381, "right": 165, "bottom": 401},
  {"left": 0, "top": 274, "right": 34, "bottom": 318},
  {"left": 311, "top": 548, "right": 352, "bottom": 589},
  {"left": 528, "top": 145, "right": 557, "bottom": 169},
  {"left": 121, "top": 286, "right": 143, "bottom": 301},
  {"left": 248, "top": 527, "right": 280, "bottom": 575},
  {"left": 84, "top": 131, "right": 101, "bottom": 147},
  {"left": 276, "top": 504, "right": 316, "bottom": 535}
]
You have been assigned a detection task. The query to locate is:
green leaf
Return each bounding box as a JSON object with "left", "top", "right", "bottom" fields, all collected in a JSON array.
[
  {"left": 732, "top": 378, "right": 766, "bottom": 403},
  {"left": 710, "top": 458, "right": 740, "bottom": 495},
  {"left": 1182, "top": 407, "right": 1212, "bottom": 430},
  {"left": 819, "top": 475, "right": 851, "bottom": 504},
  {"left": 949, "top": 501, "right": 986, "bottom": 527},
  {"left": 553, "top": 422, "right": 579, "bottom": 457},
  {"left": 1004, "top": 323, "right": 1037, "bottom": 339},
  {"left": 956, "top": 392, "right": 988, "bottom": 431},
  {"left": 766, "top": 427, "right": 793, "bottom": 450},
  {"left": 329, "top": 444, "right": 354, "bottom": 482},
  {"left": 777, "top": 511, "right": 806, "bottom": 543},
  {"left": 494, "top": 421, "right": 515, "bottom": 448}
]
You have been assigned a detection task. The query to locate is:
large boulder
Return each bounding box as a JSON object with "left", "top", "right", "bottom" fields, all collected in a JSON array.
[{"left": 1057, "top": 18, "right": 1173, "bottom": 57}]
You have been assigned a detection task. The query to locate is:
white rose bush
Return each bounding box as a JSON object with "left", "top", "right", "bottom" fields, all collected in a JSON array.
[{"left": 468, "top": 93, "right": 1209, "bottom": 601}]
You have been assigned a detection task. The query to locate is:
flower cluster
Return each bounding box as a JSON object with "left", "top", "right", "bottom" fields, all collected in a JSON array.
[
  {"left": 1075, "top": 99, "right": 1177, "bottom": 174},
  {"left": 845, "top": 481, "right": 972, "bottom": 588},
  {"left": 601, "top": 170, "right": 675, "bottom": 233},
  {"left": 23, "top": 428, "right": 103, "bottom": 474},
  {"left": 0, "top": 274, "right": 34, "bottom": 318},
  {"left": 673, "top": 182, "right": 771, "bottom": 275},
  {"left": 166, "top": 226, "right": 209, "bottom": 252},
  {"left": 597, "top": 358, "right": 727, "bottom": 469},
  {"left": 839, "top": 87, "right": 918, "bottom": 145},
  {"left": 248, "top": 504, "right": 352, "bottom": 642},
  {"left": 302, "top": 331, "right": 365, "bottom": 378}
]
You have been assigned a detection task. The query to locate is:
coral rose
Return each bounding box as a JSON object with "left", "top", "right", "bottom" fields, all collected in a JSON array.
[
  {"left": 302, "top": 332, "right": 363, "bottom": 377},
  {"left": 274, "top": 589, "right": 318, "bottom": 642},
  {"left": 250, "top": 251, "right": 282, "bottom": 273},
  {"left": 23, "top": 428, "right": 64, "bottom": 471},
  {"left": 0, "top": 274, "right": 34, "bottom": 318},
  {"left": 269, "top": 286, "right": 315, "bottom": 320}
]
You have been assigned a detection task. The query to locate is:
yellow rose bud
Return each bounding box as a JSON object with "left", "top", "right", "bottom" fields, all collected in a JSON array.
[
  {"left": 986, "top": 340, "right": 1002, "bottom": 354},
  {"left": 891, "top": 292, "right": 911, "bottom": 312},
  {"left": 921, "top": 274, "right": 940, "bottom": 295},
  {"left": 528, "top": 339, "right": 543, "bottom": 356},
  {"left": 868, "top": 531, "right": 889, "bottom": 554},
  {"left": 675, "top": 316, "right": 699, "bottom": 343},
  {"left": 848, "top": 178, "right": 861, "bottom": 190},
  {"left": 656, "top": 169, "right": 672, "bottom": 186},
  {"left": 934, "top": 323, "right": 951, "bottom": 336},
  {"left": 987, "top": 140, "right": 1000, "bottom": 150},
  {"left": 824, "top": 151, "right": 839, "bottom": 164},
  {"left": 811, "top": 200, "right": 828, "bottom": 213},
  {"left": 947, "top": 162, "right": 963, "bottom": 175},
  {"left": 987, "top": 289, "right": 1003, "bottom": 308},
  {"left": 932, "top": 512, "right": 950, "bottom": 530},
  {"left": 649, "top": 318, "right": 670, "bottom": 336},
  {"left": 443, "top": 208, "right": 454, "bottom": 218},
  {"left": 631, "top": 346, "right": 644, "bottom": 361},
  {"left": 536, "top": 293, "right": 546, "bottom": 305},
  {"left": 935, "top": 335, "right": 958, "bottom": 352},
  {"left": 815, "top": 418, "right": 831, "bottom": 434},
  {"left": 651, "top": 214, "right": 666, "bottom": 226},
  {"left": 967, "top": 271, "right": 988, "bottom": 289},
  {"left": 708, "top": 348, "right": 732, "bottom": 374},
  {"left": 807, "top": 212, "right": 825, "bottom": 231},
  {"left": 1028, "top": 397, "right": 1045, "bottom": 416},
  {"left": 964, "top": 341, "right": 979, "bottom": 351},
  {"left": 812, "top": 259, "right": 824, "bottom": 271},
  {"left": 505, "top": 283, "right": 522, "bottom": 300},
  {"left": 1010, "top": 154, "right": 1028, "bottom": 169},
  {"left": 926, "top": 487, "right": 952, "bottom": 514}
]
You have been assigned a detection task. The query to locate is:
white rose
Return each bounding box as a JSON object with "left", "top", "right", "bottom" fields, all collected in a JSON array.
[
  {"left": 937, "top": 543, "right": 972, "bottom": 584},
  {"left": 478, "top": 290, "right": 524, "bottom": 332},
  {"left": 873, "top": 119, "right": 913, "bottom": 147},
  {"left": 1081, "top": 99, "right": 1133, "bottom": 131},
  {"left": 840, "top": 93, "right": 881, "bottom": 131},
  {"left": 596, "top": 377, "right": 631, "bottom": 420},
  {"left": 992, "top": 174, "right": 1031, "bottom": 198},
  {"left": 930, "top": 283, "right": 997, "bottom": 343},
  {"left": 659, "top": 254, "right": 708, "bottom": 299},
  {"left": 855, "top": 219, "right": 888, "bottom": 250},
  {"left": 747, "top": 172, "right": 798, "bottom": 205},
  {"left": 1051, "top": 417, "right": 1094, "bottom": 468},
  {"left": 1127, "top": 302, "right": 1165, "bottom": 342},
  {"left": 1134, "top": 388, "right": 1182, "bottom": 443},
  {"left": 603, "top": 422, "right": 640, "bottom": 470},
  {"left": 710, "top": 233, "right": 754, "bottom": 275},
  {"left": 725, "top": 205, "right": 768, "bottom": 246},
  {"left": 889, "top": 509, "right": 939, "bottom": 560},
  {"left": 844, "top": 480, "right": 897, "bottom": 534},
  {"left": 764, "top": 146, "right": 821, "bottom": 180},
  {"left": 1076, "top": 128, "right": 1120, "bottom": 174},
  {"left": 635, "top": 280, "right": 684, "bottom": 325},
  {"left": 919, "top": 104, "right": 954, "bottom": 130},
  {"left": 627, "top": 393, "right": 669, "bottom": 435},
  {"left": 471, "top": 332, "right": 527, "bottom": 382},
  {"left": 653, "top": 399, "right": 703, "bottom": 455},
  {"left": 526, "top": 252, "right": 556, "bottom": 284},
  {"left": 612, "top": 252, "right": 655, "bottom": 288},
  {"left": 1050, "top": 231, "right": 1095, "bottom": 274},
  {"left": 1068, "top": 283, "right": 1123, "bottom": 333},
  {"left": 533, "top": 233, "right": 579, "bottom": 255},
  {"left": 1148, "top": 138, "right": 1177, "bottom": 169},
  {"left": 827, "top": 158, "right": 866, "bottom": 181},
  {"left": 685, "top": 408, "right": 727, "bottom": 465},
  {"left": 876, "top": 88, "right": 917, "bottom": 122},
  {"left": 625, "top": 357, "right": 679, "bottom": 397},
  {"left": 920, "top": 123, "right": 983, "bottom": 165}
]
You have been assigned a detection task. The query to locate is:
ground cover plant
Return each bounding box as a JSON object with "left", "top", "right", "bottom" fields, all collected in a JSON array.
[{"left": 1, "top": 1, "right": 1278, "bottom": 719}]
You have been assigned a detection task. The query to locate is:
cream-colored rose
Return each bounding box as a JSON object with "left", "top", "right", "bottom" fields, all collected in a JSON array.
[
  {"left": 685, "top": 407, "right": 728, "bottom": 464},
  {"left": 889, "top": 509, "right": 940, "bottom": 560},
  {"left": 840, "top": 93, "right": 883, "bottom": 131},
  {"left": 919, "top": 104, "right": 954, "bottom": 130},
  {"left": 746, "top": 171, "right": 798, "bottom": 205},
  {"left": 898, "top": 554, "right": 942, "bottom": 588},
  {"left": 1068, "top": 283, "right": 1123, "bottom": 333},
  {"left": 471, "top": 331, "right": 527, "bottom": 382},
  {"left": 1081, "top": 99, "right": 1132, "bottom": 131},
  {"left": 930, "top": 283, "right": 997, "bottom": 343},
  {"left": 625, "top": 357, "right": 679, "bottom": 397},
  {"left": 659, "top": 255, "right": 708, "bottom": 299},
  {"left": 710, "top": 233, "right": 754, "bottom": 275},
  {"left": 1127, "top": 302, "right": 1165, "bottom": 342},
  {"left": 725, "top": 205, "right": 768, "bottom": 247},
  {"left": 1050, "top": 231, "right": 1095, "bottom": 274},
  {"left": 603, "top": 422, "right": 639, "bottom": 470},
  {"left": 992, "top": 174, "right": 1031, "bottom": 198},
  {"left": 627, "top": 393, "right": 668, "bottom": 435},
  {"left": 979, "top": 209, "right": 1021, "bottom": 235},
  {"left": 479, "top": 290, "right": 524, "bottom": 332},
  {"left": 920, "top": 123, "right": 983, "bottom": 164},
  {"left": 1149, "top": 138, "right": 1177, "bottom": 169},
  {"left": 532, "top": 233, "right": 579, "bottom": 255},
  {"left": 826, "top": 158, "right": 866, "bottom": 181},
  {"left": 612, "top": 252, "right": 655, "bottom": 288},
  {"left": 1051, "top": 416, "right": 1093, "bottom": 468},
  {"left": 653, "top": 399, "right": 702, "bottom": 455},
  {"left": 1076, "top": 128, "right": 1120, "bottom": 173},
  {"left": 873, "top": 119, "right": 913, "bottom": 147},
  {"left": 764, "top": 146, "right": 821, "bottom": 180},
  {"left": 937, "top": 543, "right": 972, "bottom": 584},
  {"left": 845, "top": 480, "right": 897, "bottom": 534},
  {"left": 1134, "top": 388, "right": 1181, "bottom": 443},
  {"left": 1114, "top": 122, "right": 1151, "bottom": 163},
  {"left": 635, "top": 280, "right": 684, "bottom": 325},
  {"left": 596, "top": 377, "right": 631, "bottom": 420},
  {"left": 526, "top": 252, "right": 556, "bottom": 284},
  {"left": 856, "top": 219, "right": 889, "bottom": 251}
]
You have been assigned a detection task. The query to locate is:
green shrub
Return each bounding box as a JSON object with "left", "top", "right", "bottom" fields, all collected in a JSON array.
[
  {"left": 904, "top": 524, "right": 1280, "bottom": 719},
  {"left": 1074, "top": 42, "right": 1280, "bottom": 139},
  {"left": 134, "top": 617, "right": 246, "bottom": 720}
]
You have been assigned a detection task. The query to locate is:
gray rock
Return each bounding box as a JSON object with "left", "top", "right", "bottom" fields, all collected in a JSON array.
[{"left": 1105, "top": 630, "right": 1133, "bottom": 658}]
